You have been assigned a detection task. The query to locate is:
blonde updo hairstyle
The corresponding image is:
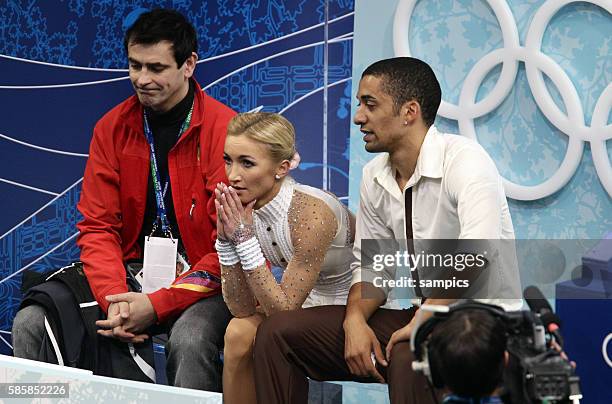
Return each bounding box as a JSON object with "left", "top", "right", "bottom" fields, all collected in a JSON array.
[{"left": 226, "top": 112, "right": 296, "bottom": 164}]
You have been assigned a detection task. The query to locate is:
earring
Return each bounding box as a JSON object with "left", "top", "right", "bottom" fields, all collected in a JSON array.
[
  {"left": 275, "top": 174, "right": 281, "bottom": 180},
  {"left": 404, "top": 121, "right": 408, "bottom": 125}
]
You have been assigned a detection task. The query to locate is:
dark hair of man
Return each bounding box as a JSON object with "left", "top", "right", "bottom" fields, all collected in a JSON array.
[
  {"left": 124, "top": 8, "right": 198, "bottom": 68},
  {"left": 362, "top": 57, "right": 441, "bottom": 127},
  {"left": 428, "top": 309, "right": 507, "bottom": 398}
]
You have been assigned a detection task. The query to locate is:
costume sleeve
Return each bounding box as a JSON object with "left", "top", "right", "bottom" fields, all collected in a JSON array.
[
  {"left": 77, "top": 121, "right": 128, "bottom": 314},
  {"left": 146, "top": 103, "right": 235, "bottom": 323},
  {"left": 221, "top": 261, "right": 257, "bottom": 317},
  {"left": 243, "top": 192, "right": 337, "bottom": 316}
]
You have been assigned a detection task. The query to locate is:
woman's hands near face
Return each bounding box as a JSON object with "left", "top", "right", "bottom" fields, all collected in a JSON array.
[{"left": 215, "top": 183, "right": 256, "bottom": 243}]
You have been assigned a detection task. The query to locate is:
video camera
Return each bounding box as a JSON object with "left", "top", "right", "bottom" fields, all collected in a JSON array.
[{"left": 410, "top": 290, "right": 582, "bottom": 403}]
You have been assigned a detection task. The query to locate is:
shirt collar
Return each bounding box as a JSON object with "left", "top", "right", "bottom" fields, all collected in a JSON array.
[
  {"left": 414, "top": 125, "right": 444, "bottom": 181},
  {"left": 373, "top": 125, "right": 445, "bottom": 198}
]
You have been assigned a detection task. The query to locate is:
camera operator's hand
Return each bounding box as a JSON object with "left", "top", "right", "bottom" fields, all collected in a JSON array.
[{"left": 343, "top": 315, "right": 387, "bottom": 383}]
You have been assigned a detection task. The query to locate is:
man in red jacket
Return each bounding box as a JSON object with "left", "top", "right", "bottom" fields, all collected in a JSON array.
[{"left": 12, "top": 9, "right": 235, "bottom": 391}]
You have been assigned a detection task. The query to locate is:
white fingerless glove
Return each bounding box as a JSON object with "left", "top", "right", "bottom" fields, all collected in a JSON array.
[{"left": 215, "top": 238, "right": 240, "bottom": 266}]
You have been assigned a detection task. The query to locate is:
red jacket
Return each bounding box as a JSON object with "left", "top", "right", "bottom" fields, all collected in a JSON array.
[{"left": 76, "top": 81, "right": 235, "bottom": 323}]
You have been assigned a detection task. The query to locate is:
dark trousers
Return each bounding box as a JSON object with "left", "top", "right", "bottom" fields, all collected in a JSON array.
[{"left": 253, "top": 305, "right": 438, "bottom": 404}]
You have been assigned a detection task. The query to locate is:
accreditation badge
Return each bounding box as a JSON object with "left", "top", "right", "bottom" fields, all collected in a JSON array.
[{"left": 142, "top": 236, "right": 178, "bottom": 293}]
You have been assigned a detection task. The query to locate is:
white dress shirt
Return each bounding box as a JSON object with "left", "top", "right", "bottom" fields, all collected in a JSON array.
[{"left": 350, "top": 125, "right": 522, "bottom": 310}]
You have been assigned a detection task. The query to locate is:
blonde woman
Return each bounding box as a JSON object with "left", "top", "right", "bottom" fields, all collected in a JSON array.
[{"left": 214, "top": 112, "right": 354, "bottom": 403}]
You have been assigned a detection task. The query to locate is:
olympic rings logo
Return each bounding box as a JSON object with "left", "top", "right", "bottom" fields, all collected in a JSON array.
[
  {"left": 604, "top": 333, "right": 612, "bottom": 368},
  {"left": 393, "top": 0, "right": 612, "bottom": 201}
]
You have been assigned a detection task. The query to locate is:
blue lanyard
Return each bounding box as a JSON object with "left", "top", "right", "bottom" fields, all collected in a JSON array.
[{"left": 143, "top": 101, "right": 194, "bottom": 237}]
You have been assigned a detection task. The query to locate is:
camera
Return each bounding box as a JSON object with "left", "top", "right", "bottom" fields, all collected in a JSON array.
[
  {"left": 410, "top": 299, "right": 582, "bottom": 403},
  {"left": 502, "top": 308, "right": 581, "bottom": 403}
]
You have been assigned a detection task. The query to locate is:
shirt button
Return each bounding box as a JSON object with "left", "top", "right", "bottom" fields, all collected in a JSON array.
[
  {"left": 267, "top": 227, "right": 271, "bottom": 231},
  {"left": 272, "top": 242, "right": 277, "bottom": 246}
]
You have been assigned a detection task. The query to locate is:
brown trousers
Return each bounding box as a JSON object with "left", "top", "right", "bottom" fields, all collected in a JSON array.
[{"left": 253, "top": 305, "right": 439, "bottom": 404}]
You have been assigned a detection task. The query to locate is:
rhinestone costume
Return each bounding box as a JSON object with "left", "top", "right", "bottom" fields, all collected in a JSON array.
[{"left": 221, "top": 178, "right": 354, "bottom": 317}]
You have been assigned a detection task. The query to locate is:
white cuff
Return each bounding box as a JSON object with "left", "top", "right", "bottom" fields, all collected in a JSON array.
[
  {"left": 215, "top": 238, "right": 240, "bottom": 266},
  {"left": 235, "top": 237, "right": 266, "bottom": 271}
]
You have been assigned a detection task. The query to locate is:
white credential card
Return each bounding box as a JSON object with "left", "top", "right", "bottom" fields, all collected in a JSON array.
[{"left": 142, "top": 236, "right": 177, "bottom": 293}]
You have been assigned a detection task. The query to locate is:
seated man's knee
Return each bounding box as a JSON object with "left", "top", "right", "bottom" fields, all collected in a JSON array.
[
  {"left": 12, "top": 305, "right": 45, "bottom": 334},
  {"left": 254, "top": 310, "right": 298, "bottom": 354},
  {"left": 387, "top": 341, "right": 415, "bottom": 377},
  {"left": 167, "top": 296, "right": 230, "bottom": 354},
  {"left": 168, "top": 320, "right": 216, "bottom": 356},
  {"left": 12, "top": 305, "right": 46, "bottom": 358},
  {"left": 224, "top": 317, "right": 258, "bottom": 362}
]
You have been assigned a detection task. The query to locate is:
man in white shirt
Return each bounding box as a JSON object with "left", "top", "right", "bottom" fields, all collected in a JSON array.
[{"left": 252, "top": 57, "right": 520, "bottom": 404}]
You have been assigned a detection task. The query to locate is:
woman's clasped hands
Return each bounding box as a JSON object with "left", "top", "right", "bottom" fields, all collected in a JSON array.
[{"left": 214, "top": 183, "right": 257, "bottom": 244}]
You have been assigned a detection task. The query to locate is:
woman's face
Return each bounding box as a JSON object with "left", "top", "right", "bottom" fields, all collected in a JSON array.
[{"left": 223, "top": 135, "right": 281, "bottom": 207}]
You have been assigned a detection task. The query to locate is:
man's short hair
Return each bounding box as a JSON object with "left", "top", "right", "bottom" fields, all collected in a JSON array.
[
  {"left": 428, "top": 308, "right": 506, "bottom": 398},
  {"left": 124, "top": 8, "right": 197, "bottom": 67},
  {"left": 362, "top": 57, "right": 441, "bottom": 127}
]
